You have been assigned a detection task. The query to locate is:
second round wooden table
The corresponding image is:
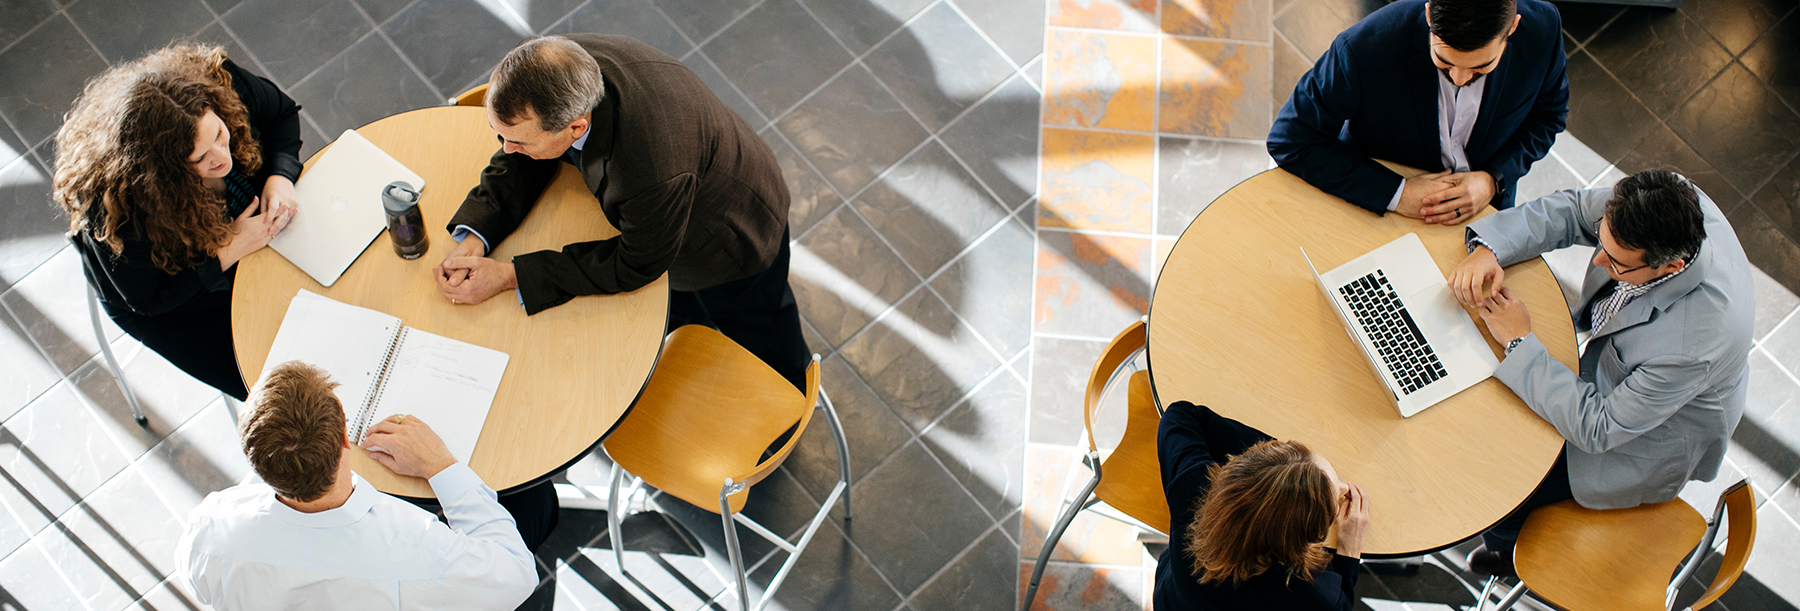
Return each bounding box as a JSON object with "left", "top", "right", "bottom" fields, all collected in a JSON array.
[
  {"left": 232, "top": 106, "right": 669, "bottom": 498},
  {"left": 1147, "top": 164, "right": 1579, "bottom": 556}
]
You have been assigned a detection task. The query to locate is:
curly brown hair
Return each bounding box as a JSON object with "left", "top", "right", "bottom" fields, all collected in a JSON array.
[
  {"left": 52, "top": 43, "right": 261, "bottom": 274},
  {"left": 1187, "top": 439, "right": 1336, "bottom": 587}
]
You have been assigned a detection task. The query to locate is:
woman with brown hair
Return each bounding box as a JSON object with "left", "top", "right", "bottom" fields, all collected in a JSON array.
[
  {"left": 54, "top": 44, "right": 302, "bottom": 400},
  {"left": 1154, "top": 401, "right": 1372, "bottom": 610}
]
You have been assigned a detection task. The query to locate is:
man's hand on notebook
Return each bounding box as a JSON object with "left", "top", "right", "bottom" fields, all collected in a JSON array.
[
  {"left": 1450, "top": 245, "right": 1505, "bottom": 308},
  {"left": 361, "top": 415, "right": 456, "bottom": 479}
]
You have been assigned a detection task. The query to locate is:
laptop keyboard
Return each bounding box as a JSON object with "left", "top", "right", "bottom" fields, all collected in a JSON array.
[{"left": 1338, "top": 271, "right": 1446, "bottom": 395}]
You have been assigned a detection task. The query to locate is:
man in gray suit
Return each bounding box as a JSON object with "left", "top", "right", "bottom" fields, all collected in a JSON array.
[{"left": 1446, "top": 169, "right": 1753, "bottom": 577}]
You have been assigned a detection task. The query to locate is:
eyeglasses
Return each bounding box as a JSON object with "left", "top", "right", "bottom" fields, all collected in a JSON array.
[{"left": 1597, "top": 219, "right": 1652, "bottom": 275}]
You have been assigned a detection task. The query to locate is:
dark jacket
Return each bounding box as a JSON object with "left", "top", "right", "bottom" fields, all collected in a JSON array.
[
  {"left": 76, "top": 58, "right": 303, "bottom": 318},
  {"left": 1266, "top": 0, "right": 1568, "bottom": 214},
  {"left": 447, "top": 34, "right": 790, "bottom": 314},
  {"left": 1154, "top": 401, "right": 1360, "bottom": 611}
]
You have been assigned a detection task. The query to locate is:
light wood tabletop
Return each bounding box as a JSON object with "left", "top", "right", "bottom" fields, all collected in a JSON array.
[
  {"left": 232, "top": 106, "right": 669, "bottom": 498},
  {"left": 1147, "top": 163, "right": 1578, "bottom": 556}
]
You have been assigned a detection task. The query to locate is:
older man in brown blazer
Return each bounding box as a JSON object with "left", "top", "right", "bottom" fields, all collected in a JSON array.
[{"left": 435, "top": 34, "right": 805, "bottom": 389}]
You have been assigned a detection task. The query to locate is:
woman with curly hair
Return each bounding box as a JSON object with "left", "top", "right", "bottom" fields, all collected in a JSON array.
[
  {"left": 54, "top": 44, "right": 302, "bottom": 400},
  {"left": 1154, "top": 401, "right": 1373, "bottom": 610}
]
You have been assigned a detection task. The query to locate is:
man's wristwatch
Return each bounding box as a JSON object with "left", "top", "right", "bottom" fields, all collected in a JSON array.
[{"left": 1504, "top": 336, "right": 1526, "bottom": 354}]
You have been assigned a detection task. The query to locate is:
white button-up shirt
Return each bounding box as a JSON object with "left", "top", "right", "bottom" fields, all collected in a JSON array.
[
  {"left": 1388, "top": 70, "right": 1489, "bottom": 210},
  {"left": 174, "top": 464, "right": 537, "bottom": 610}
]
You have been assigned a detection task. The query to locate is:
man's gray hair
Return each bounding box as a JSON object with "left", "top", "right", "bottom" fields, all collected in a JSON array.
[{"left": 487, "top": 36, "right": 605, "bottom": 132}]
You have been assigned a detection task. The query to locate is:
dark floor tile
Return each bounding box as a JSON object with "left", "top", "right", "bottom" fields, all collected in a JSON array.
[
  {"left": 839, "top": 289, "right": 1002, "bottom": 432},
  {"left": 67, "top": 0, "right": 215, "bottom": 63},
  {"left": 1587, "top": 8, "right": 1734, "bottom": 116},
  {"left": 777, "top": 64, "right": 929, "bottom": 195},
  {"left": 496, "top": 0, "right": 586, "bottom": 33},
  {"left": 1741, "top": 12, "right": 1800, "bottom": 119},
  {"left": 1750, "top": 151, "right": 1800, "bottom": 244},
  {"left": 854, "top": 141, "right": 1010, "bottom": 276},
  {"left": 288, "top": 33, "right": 441, "bottom": 137},
  {"left": 1372, "top": 559, "right": 1481, "bottom": 608},
  {"left": 1017, "top": 560, "right": 1143, "bottom": 611},
  {"left": 782, "top": 356, "right": 912, "bottom": 502},
  {"left": 793, "top": 208, "right": 919, "bottom": 347},
  {"left": 863, "top": 3, "right": 1012, "bottom": 132},
  {"left": 1563, "top": 49, "right": 1660, "bottom": 164},
  {"left": 1668, "top": 62, "right": 1800, "bottom": 199},
  {"left": 932, "top": 216, "right": 1034, "bottom": 360},
  {"left": 299, "top": 116, "right": 328, "bottom": 163},
  {"left": 827, "top": 440, "right": 991, "bottom": 593},
  {"left": 1731, "top": 202, "right": 1800, "bottom": 311},
  {"left": 800, "top": 0, "right": 931, "bottom": 55},
  {"left": 959, "top": 0, "right": 1044, "bottom": 65},
  {"left": 1554, "top": 1, "right": 1623, "bottom": 46},
  {"left": 0, "top": 16, "right": 110, "bottom": 147},
  {"left": 0, "top": 0, "right": 54, "bottom": 51},
  {"left": 1274, "top": 0, "right": 1380, "bottom": 61},
  {"left": 386, "top": 0, "right": 529, "bottom": 95},
  {"left": 1679, "top": 0, "right": 1795, "bottom": 55},
  {"left": 551, "top": 0, "right": 691, "bottom": 60},
  {"left": 1028, "top": 336, "right": 1105, "bottom": 445},
  {"left": 913, "top": 527, "right": 1017, "bottom": 610},
  {"left": 736, "top": 467, "right": 823, "bottom": 544},
  {"left": 746, "top": 520, "right": 902, "bottom": 611},
  {"left": 705, "top": 0, "right": 852, "bottom": 119},
  {"left": 1273, "top": 30, "right": 1309, "bottom": 114},
  {"left": 940, "top": 74, "right": 1039, "bottom": 209},
  {"left": 921, "top": 371, "right": 1027, "bottom": 518},
  {"left": 183, "top": 20, "right": 252, "bottom": 68},
  {"left": 646, "top": 490, "right": 779, "bottom": 580},
  {"left": 0, "top": 154, "right": 69, "bottom": 290},
  {"left": 762, "top": 129, "right": 839, "bottom": 237},
  {"left": 353, "top": 0, "right": 415, "bottom": 24},
  {"left": 222, "top": 0, "right": 371, "bottom": 87},
  {"left": 1157, "top": 136, "right": 1271, "bottom": 236},
  {"left": 1616, "top": 121, "right": 1743, "bottom": 202},
  {"left": 689, "top": 53, "right": 766, "bottom": 130},
  {"left": 653, "top": 0, "right": 760, "bottom": 43}
]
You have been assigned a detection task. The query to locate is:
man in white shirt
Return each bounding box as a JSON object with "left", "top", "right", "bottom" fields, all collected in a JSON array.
[{"left": 175, "top": 361, "right": 540, "bottom": 609}]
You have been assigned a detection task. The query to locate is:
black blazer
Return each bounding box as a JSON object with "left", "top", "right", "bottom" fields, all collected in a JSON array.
[
  {"left": 447, "top": 34, "right": 790, "bottom": 315},
  {"left": 76, "top": 58, "right": 303, "bottom": 318},
  {"left": 1267, "top": 0, "right": 1568, "bottom": 214}
]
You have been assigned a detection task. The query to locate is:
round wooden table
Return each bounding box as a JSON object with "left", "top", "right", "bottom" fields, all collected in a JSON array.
[
  {"left": 232, "top": 106, "right": 668, "bottom": 498},
  {"left": 1147, "top": 163, "right": 1579, "bottom": 556}
]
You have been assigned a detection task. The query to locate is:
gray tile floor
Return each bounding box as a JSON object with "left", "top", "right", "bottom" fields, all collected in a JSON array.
[{"left": 0, "top": 0, "right": 1796, "bottom": 610}]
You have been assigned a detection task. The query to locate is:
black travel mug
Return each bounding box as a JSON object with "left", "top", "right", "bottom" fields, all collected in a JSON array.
[{"left": 381, "top": 181, "right": 428, "bottom": 260}]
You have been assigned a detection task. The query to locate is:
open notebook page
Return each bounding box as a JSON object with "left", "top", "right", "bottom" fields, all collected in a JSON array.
[
  {"left": 363, "top": 327, "right": 510, "bottom": 463},
  {"left": 260, "top": 290, "right": 402, "bottom": 430}
]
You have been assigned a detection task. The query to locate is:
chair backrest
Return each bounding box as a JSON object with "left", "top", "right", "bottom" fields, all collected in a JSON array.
[
  {"left": 1689, "top": 480, "right": 1757, "bottom": 610},
  {"left": 1084, "top": 320, "right": 1146, "bottom": 453},
  {"left": 1093, "top": 370, "right": 1170, "bottom": 534},
  {"left": 603, "top": 325, "right": 817, "bottom": 513},
  {"left": 451, "top": 83, "right": 488, "bottom": 107}
]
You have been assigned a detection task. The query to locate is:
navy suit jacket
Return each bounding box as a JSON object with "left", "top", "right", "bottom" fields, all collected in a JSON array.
[{"left": 1267, "top": 0, "right": 1568, "bottom": 214}]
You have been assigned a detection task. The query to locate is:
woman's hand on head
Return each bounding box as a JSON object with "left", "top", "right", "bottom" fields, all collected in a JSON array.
[{"left": 1334, "top": 483, "right": 1371, "bottom": 559}]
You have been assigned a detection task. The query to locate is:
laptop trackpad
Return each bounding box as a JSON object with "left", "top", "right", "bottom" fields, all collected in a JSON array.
[{"left": 1407, "top": 283, "right": 1500, "bottom": 377}]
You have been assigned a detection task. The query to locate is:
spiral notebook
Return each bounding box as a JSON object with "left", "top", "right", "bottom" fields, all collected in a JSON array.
[{"left": 258, "top": 289, "right": 510, "bottom": 463}]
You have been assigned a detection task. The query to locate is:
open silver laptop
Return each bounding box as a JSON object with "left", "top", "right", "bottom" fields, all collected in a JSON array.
[
  {"left": 1300, "top": 234, "right": 1498, "bottom": 417},
  {"left": 269, "top": 129, "right": 425, "bottom": 287}
]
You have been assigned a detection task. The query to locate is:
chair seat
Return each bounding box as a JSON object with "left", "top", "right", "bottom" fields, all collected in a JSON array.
[
  {"left": 1515, "top": 498, "right": 1707, "bottom": 611},
  {"left": 602, "top": 325, "right": 807, "bottom": 513}
]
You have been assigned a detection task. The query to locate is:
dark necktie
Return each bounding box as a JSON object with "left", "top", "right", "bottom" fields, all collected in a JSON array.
[{"left": 561, "top": 146, "right": 582, "bottom": 167}]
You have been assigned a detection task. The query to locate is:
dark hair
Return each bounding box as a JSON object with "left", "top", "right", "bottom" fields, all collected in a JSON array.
[
  {"left": 1605, "top": 169, "right": 1706, "bottom": 268},
  {"left": 1187, "top": 440, "right": 1337, "bottom": 586},
  {"left": 1428, "top": 0, "right": 1518, "bottom": 52},
  {"left": 488, "top": 36, "right": 605, "bottom": 132},
  {"left": 241, "top": 361, "right": 346, "bottom": 502}
]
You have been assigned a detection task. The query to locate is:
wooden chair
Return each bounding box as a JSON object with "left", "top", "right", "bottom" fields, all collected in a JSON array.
[
  {"left": 1022, "top": 318, "right": 1169, "bottom": 611},
  {"left": 601, "top": 325, "right": 850, "bottom": 611},
  {"left": 449, "top": 83, "right": 487, "bottom": 106},
  {"left": 1483, "top": 479, "right": 1758, "bottom": 611}
]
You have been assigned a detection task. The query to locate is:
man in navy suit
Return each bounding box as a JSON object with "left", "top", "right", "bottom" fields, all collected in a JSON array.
[{"left": 1268, "top": 0, "right": 1568, "bottom": 224}]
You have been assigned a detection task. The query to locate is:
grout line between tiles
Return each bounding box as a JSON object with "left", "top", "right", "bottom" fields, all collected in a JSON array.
[
  {"left": 900, "top": 514, "right": 1013, "bottom": 607},
  {"left": 1047, "top": 24, "right": 1272, "bottom": 47},
  {"left": 941, "top": 0, "right": 1025, "bottom": 74},
  {"left": 685, "top": 0, "right": 773, "bottom": 53}
]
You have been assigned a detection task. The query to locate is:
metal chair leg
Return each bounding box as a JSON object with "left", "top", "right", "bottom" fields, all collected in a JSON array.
[
  {"left": 818, "top": 386, "right": 851, "bottom": 520},
  {"left": 1492, "top": 581, "right": 1530, "bottom": 611},
  {"left": 1022, "top": 470, "right": 1102, "bottom": 611},
  {"left": 607, "top": 461, "right": 627, "bottom": 575},
  {"left": 88, "top": 284, "right": 145, "bottom": 427},
  {"left": 720, "top": 479, "right": 750, "bottom": 611}
]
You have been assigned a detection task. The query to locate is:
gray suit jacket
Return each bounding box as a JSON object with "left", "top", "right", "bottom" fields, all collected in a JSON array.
[{"left": 1468, "top": 183, "right": 1753, "bottom": 509}]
